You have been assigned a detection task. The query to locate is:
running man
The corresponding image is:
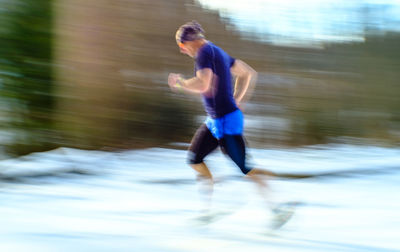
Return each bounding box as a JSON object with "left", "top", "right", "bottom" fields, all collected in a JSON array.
[{"left": 168, "top": 21, "right": 284, "bottom": 223}]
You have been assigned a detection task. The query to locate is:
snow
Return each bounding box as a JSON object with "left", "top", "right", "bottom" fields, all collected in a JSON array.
[{"left": 0, "top": 144, "right": 399, "bottom": 251}]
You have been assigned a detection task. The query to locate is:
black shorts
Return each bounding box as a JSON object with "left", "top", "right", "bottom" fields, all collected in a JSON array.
[{"left": 188, "top": 124, "right": 252, "bottom": 174}]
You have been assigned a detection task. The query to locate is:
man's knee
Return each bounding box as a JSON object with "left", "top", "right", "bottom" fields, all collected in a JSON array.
[
  {"left": 241, "top": 166, "right": 252, "bottom": 175},
  {"left": 187, "top": 151, "right": 203, "bottom": 165}
]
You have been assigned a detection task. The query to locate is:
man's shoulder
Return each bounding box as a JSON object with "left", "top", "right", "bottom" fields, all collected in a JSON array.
[{"left": 198, "top": 42, "right": 213, "bottom": 56}]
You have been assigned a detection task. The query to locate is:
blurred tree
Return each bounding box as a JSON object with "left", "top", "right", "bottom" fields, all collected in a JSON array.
[
  {"left": 1, "top": 0, "right": 398, "bottom": 155},
  {"left": 285, "top": 32, "right": 400, "bottom": 145},
  {"left": 53, "top": 0, "right": 200, "bottom": 150},
  {"left": 0, "top": 0, "right": 57, "bottom": 155}
]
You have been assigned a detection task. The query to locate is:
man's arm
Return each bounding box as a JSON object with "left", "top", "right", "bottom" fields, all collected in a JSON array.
[
  {"left": 168, "top": 68, "right": 213, "bottom": 94},
  {"left": 230, "top": 59, "right": 257, "bottom": 108}
]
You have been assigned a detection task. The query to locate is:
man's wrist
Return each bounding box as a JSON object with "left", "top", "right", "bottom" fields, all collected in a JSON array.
[{"left": 175, "top": 76, "right": 185, "bottom": 90}]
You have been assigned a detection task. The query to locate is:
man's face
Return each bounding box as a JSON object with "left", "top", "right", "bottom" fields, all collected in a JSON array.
[
  {"left": 176, "top": 40, "right": 195, "bottom": 57},
  {"left": 175, "top": 31, "right": 195, "bottom": 58}
]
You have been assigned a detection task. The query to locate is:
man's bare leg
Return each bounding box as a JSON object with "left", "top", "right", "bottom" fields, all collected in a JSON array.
[
  {"left": 247, "top": 168, "right": 296, "bottom": 229},
  {"left": 190, "top": 163, "right": 214, "bottom": 215},
  {"left": 246, "top": 168, "right": 275, "bottom": 208},
  {"left": 191, "top": 162, "right": 213, "bottom": 178}
]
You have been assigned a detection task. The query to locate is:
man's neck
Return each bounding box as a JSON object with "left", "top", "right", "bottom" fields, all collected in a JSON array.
[{"left": 194, "top": 39, "right": 208, "bottom": 57}]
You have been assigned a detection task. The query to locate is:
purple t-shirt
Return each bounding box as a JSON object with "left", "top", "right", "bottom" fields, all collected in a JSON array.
[{"left": 195, "top": 42, "right": 237, "bottom": 118}]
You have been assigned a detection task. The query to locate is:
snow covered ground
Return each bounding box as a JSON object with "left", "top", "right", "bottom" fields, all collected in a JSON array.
[{"left": 0, "top": 145, "right": 399, "bottom": 252}]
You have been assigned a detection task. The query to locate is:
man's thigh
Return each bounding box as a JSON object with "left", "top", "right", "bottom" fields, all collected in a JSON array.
[{"left": 188, "top": 124, "right": 219, "bottom": 164}]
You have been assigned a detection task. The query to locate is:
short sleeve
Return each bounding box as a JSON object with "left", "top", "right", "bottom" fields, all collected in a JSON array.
[
  {"left": 196, "top": 46, "right": 213, "bottom": 70},
  {"left": 229, "top": 56, "right": 236, "bottom": 68}
]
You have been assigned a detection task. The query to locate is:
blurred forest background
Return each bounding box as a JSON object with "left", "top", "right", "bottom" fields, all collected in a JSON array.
[{"left": 0, "top": 0, "right": 399, "bottom": 157}]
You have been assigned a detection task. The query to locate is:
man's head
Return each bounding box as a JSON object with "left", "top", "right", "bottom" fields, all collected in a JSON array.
[{"left": 175, "top": 21, "right": 206, "bottom": 57}]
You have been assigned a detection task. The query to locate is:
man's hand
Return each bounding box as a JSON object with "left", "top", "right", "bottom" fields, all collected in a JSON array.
[
  {"left": 168, "top": 69, "right": 213, "bottom": 94},
  {"left": 168, "top": 73, "right": 183, "bottom": 92},
  {"left": 236, "top": 102, "right": 245, "bottom": 112}
]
